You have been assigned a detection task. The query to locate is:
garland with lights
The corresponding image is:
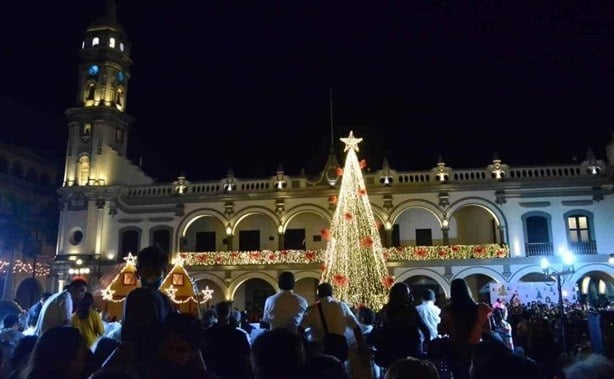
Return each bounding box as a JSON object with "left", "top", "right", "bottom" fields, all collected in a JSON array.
[
  {"left": 0, "top": 260, "right": 50, "bottom": 276},
  {"left": 179, "top": 244, "right": 509, "bottom": 266}
]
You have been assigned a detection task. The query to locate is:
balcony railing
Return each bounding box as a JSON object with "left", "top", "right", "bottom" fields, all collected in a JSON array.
[
  {"left": 525, "top": 242, "right": 554, "bottom": 257},
  {"left": 569, "top": 241, "right": 598, "bottom": 255}
]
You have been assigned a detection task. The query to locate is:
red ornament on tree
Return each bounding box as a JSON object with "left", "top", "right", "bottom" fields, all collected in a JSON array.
[
  {"left": 336, "top": 167, "right": 344, "bottom": 176},
  {"left": 321, "top": 228, "right": 331, "bottom": 241},
  {"left": 328, "top": 195, "right": 338, "bottom": 204},
  {"left": 381, "top": 276, "right": 395, "bottom": 289},
  {"left": 344, "top": 212, "right": 353, "bottom": 221},
  {"left": 333, "top": 274, "right": 349, "bottom": 287},
  {"left": 359, "top": 159, "right": 367, "bottom": 169},
  {"left": 358, "top": 188, "right": 366, "bottom": 196},
  {"left": 360, "top": 236, "right": 374, "bottom": 248}
]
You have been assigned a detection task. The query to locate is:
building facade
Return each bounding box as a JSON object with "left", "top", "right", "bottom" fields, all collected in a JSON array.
[{"left": 53, "top": 6, "right": 614, "bottom": 314}]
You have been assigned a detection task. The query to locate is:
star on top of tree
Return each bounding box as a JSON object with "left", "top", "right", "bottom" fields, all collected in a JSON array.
[{"left": 340, "top": 130, "right": 363, "bottom": 152}]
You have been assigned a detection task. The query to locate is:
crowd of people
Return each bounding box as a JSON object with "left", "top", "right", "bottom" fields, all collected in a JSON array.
[{"left": 0, "top": 245, "right": 611, "bottom": 378}]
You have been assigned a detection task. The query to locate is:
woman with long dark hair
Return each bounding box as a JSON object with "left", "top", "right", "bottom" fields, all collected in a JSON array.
[
  {"left": 373, "top": 282, "right": 431, "bottom": 369},
  {"left": 71, "top": 292, "right": 104, "bottom": 349},
  {"left": 440, "top": 278, "right": 492, "bottom": 379}
]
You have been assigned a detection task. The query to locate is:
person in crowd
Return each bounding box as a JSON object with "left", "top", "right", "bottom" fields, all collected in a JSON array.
[
  {"left": 71, "top": 292, "right": 104, "bottom": 349},
  {"left": 6, "top": 335, "right": 37, "bottom": 379},
  {"left": 230, "top": 309, "right": 252, "bottom": 345},
  {"left": 346, "top": 306, "right": 378, "bottom": 379},
  {"left": 25, "top": 293, "right": 51, "bottom": 329},
  {"left": 0, "top": 314, "right": 25, "bottom": 346},
  {"left": 440, "top": 278, "right": 492, "bottom": 379},
  {"left": 20, "top": 326, "right": 94, "bottom": 379},
  {"left": 102, "top": 246, "right": 175, "bottom": 374},
  {"left": 384, "top": 356, "right": 440, "bottom": 379},
  {"left": 302, "top": 353, "right": 349, "bottom": 379},
  {"left": 490, "top": 305, "right": 514, "bottom": 351},
  {"left": 251, "top": 327, "right": 307, "bottom": 379},
  {"left": 469, "top": 332, "right": 543, "bottom": 379},
  {"left": 34, "top": 278, "right": 88, "bottom": 336},
  {"left": 299, "top": 282, "right": 370, "bottom": 362},
  {"left": 372, "top": 282, "right": 431, "bottom": 369},
  {"left": 416, "top": 289, "right": 442, "bottom": 341},
  {"left": 563, "top": 353, "right": 614, "bottom": 379},
  {"left": 201, "top": 301, "right": 252, "bottom": 379},
  {"left": 262, "top": 271, "right": 308, "bottom": 333},
  {"left": 156, "top": 313, "right": 215, "bottom": 379}
]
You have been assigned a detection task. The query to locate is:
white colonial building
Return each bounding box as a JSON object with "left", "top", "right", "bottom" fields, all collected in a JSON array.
[{"left": 53, "top": 4, "right": 613, "bottom": 314}]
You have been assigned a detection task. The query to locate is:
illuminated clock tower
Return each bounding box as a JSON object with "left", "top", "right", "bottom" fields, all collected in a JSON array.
[{"left": 63, "top": 0, "right": 142, "bottom": 187}]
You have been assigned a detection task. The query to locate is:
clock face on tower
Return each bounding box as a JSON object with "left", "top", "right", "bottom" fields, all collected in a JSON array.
[
  {"left": 88, "top": 65, "right": 99, "bottom": 76},
  {"left": 116, "top": 71, "right": 125, "bottom": 82}
]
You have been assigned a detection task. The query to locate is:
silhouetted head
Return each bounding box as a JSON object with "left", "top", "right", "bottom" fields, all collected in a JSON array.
[
  {"left": 68, "top": 278, "right": 88, "bottom": 305},
  {"left": 136, "top": 246, "right": 169, "bottom": 289},
  {"left": 317, "top": 282, "right": 334, "bottom": 298},
  {"left": 420, "top": 289, "right": 436, "bottom": 302},
  {"left": 278, "top": 271, "right": 296, "bottom": 291}
]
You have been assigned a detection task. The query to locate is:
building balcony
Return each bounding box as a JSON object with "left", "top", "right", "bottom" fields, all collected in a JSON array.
[{"left": 525, "top": 242, "right": 554, "bottom": 257}]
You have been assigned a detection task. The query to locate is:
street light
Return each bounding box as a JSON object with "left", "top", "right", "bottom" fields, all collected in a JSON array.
[{"left": 541, "top": 251, "right": 575, "bottom": 356}]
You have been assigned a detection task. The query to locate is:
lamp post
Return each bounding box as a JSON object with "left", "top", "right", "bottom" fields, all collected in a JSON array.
[{"left": 541, "top": 251, "right": 575, "bottom": 356}]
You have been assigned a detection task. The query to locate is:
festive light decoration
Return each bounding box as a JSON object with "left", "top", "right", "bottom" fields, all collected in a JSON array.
[
  {"left": 160, "top": 255, "right": 214, "bottom": 307},
  {"left": 99, "top": 253, "right": 138, "bottom": 304},
  {"left": 321, "top": 131, "right": 390, "bottom": 310},
  {"left": 178, "top": 244, "right": 509, "bottom": 266},
  {"left": 0, "top": 260, "right": 51, "bottom": 276}
]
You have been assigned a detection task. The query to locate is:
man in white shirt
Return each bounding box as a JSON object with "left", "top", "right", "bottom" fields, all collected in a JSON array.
[
  {"left": 262, "top": 271, "right": 308, "bottom": 333},
  {"left": 34, "top": 278, "right": 88, "bottom": 336},
  {"left": 299, "top": 282, "right": 370, "bottom": 361},
  {"left": 415, "top": 289, "right": 441, "bottom": 340}
]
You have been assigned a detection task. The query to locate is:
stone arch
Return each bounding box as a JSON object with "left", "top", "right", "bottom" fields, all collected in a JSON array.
[
  {"left": 394, "top": 268, "right": 450, "bottom": 298},
  {"left": 447, "top": 197, "right": 507, "bottom": 228},
  {"left": 454, "top": 266, "right": 507, "bottom": 284},
  {"left": 370, "top": 203, "right": 388, "bottom": 226},
  {"left": 175, "top": 208, "right": 227, "bottom": 251},
  {"left": 508, "top": 264, "right": 545, "bottom": 283},
  {"left": 283, "top": 204, "right": 331, "bottom": 233},
  {"left": 570, "top": 263, "right": 614, "bottom": 286},
  {"left": 231, "top": 206, "right": 279, "bottom": 235},
  {"left": 228, "top": 271, "right": 278, "bottom": 300},
  {"left": 294, "top": 270, "right": 321, "bottom": 282},
  {"left": 389, "top": 199, "right": 444, "bottom": 226}
]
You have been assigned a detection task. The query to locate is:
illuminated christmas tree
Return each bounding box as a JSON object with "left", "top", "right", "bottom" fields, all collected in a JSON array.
[{"left": 321, "top": 131, "right": 392, "bottom": 310}]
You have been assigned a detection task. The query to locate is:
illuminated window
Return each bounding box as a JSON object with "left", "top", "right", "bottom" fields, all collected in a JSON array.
[
  {"left": 119, "top": 42, "right": 125, "bottom": 51},
  {"left": 92, "top": 37, "right": 100, "bottom": 46},
  {"left": 81, "top": 41, "right": 85, "bottom": 49},
  {"left": 567, "top": 215, "right": 590, "bottom": 242},
  {"left": 109, "top": 37, "right": 116, "bottom": 48}
]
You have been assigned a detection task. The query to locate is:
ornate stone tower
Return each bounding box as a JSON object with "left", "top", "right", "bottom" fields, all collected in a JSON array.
[{"left": 63, "top": 0, "right": 135, "bottom": 187}]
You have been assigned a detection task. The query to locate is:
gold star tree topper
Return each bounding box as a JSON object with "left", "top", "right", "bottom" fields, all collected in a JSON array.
[{"left": 340, "top": 130, "right": 363, "bottom": 152}]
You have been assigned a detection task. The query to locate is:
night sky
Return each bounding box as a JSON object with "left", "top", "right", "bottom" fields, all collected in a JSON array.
[{"left": 2, "top": 1, "right": 612, "bottom": 182}]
